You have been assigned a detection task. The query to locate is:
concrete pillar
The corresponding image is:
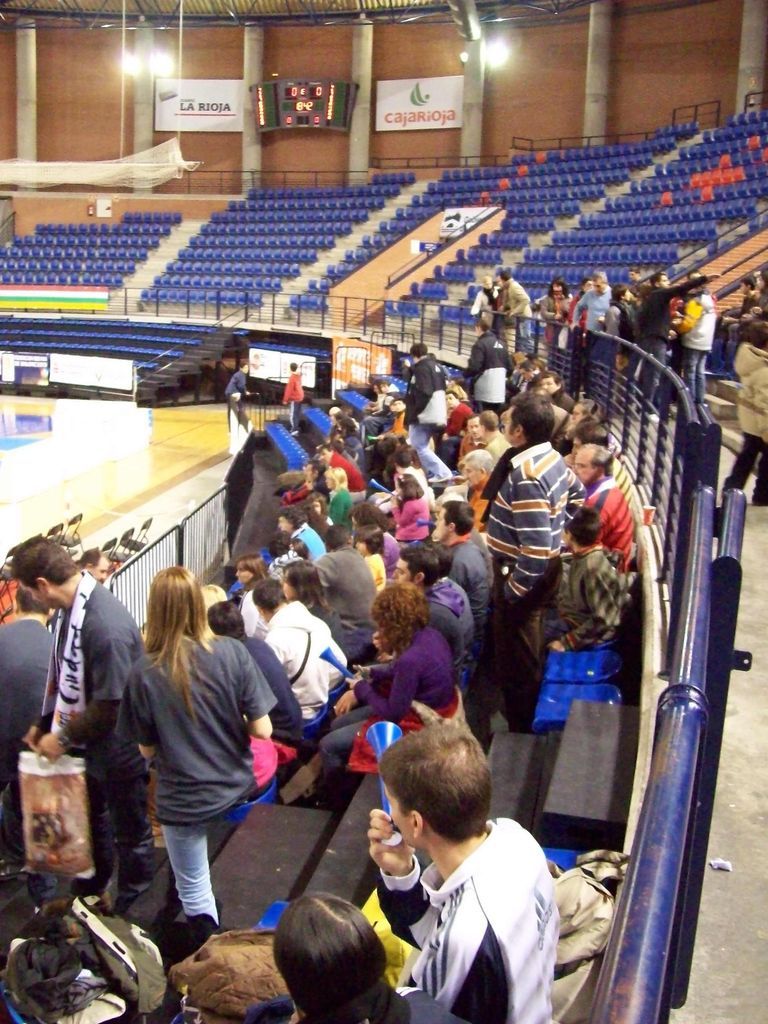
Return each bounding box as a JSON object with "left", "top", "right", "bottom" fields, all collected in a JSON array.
[
  {"left": 16, "top": 22, "right": 37, "bottom": 163},
  {"left": 460, "top": 38, "right": 485, "bottom": 166},
  {"left": 736, "top": 0, "right": 767, "bottom": 114},
  {"left": 242, "top": 26, "right": 263, "bottom": 184},
  {"left": 348, "top": 22, "right": 373, "bottom": 184},
  {"left": 582, "top": 0, "right": 612, "bottom": 143},
  {"left": 133, "top": 26, "right": 155, "bottom": 155}
]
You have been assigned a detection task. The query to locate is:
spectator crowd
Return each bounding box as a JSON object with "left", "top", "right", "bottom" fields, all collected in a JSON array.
[{"left": 1, "top": 304, "right": 654, "bottom": 1024}]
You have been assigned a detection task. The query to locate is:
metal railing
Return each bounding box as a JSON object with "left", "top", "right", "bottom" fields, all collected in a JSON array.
[
  {"left": 744, "top": 89, "right": 768, "bottom": 113},
  {"left": 511, "top": 130, "right": 663, "bottom": 151},
  {"left": 108, "top": 524, "right": 181, "bottom": 628},
  {"left": 0, "top": 211, "right": 15, "bottom": 248},
  {"left": 107, "top": 484, "right": 227, "bottom": 626},
  {"left": 370, "top": 154, "right": 509, "bottom": 169},
  {"left": 509, "top": 103, "right": 715, "bottom": 153},
  {"left": 153, "top": 168, "right": 375, "bottom": 195},
  {"left": 592, "top": 486, "right": 748, "bottom": 1024},
  {"left": 574, "top": 328, "right": 721, "bottom": 659},
  {"left": 179, "top": 485, "right": 227, "bottom": 585},
  {"left": 672, "top": 99, "right": 721, "bottom": 129}
]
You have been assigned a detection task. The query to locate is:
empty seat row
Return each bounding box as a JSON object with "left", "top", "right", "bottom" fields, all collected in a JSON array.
[{"left": 265, "top": 422, "right": 308, "bottom": 471}]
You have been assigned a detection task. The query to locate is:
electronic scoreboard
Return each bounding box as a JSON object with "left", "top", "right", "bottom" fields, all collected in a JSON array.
[{"left": 252, "top": 79, "right": 357, "bottom": 132}]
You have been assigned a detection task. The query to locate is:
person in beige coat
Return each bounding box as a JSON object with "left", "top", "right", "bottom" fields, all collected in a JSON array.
[
  {"left": 723, "top": 335, "right": 768, "bottom": 505},
  {"left": 498, "top": 269, "right": 533, "bottom": 352}
]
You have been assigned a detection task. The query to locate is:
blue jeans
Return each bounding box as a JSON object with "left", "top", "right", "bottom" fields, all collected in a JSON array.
[
  {"left": 682, "top": 348, "right": 707, "bottom": 404},
  {"left": 515, "top": 318, "right": 534, "bottom": 354},
  {"left": 162, "top": 822, "right": 219, "bottom": 923},
  {"left": 319, "top": 705, "right": 372, "bottom": 775},
  {"left": 639, "top": 337, "right": 668, "bottom": 407},
  {"left": 408, "top": 424, "right": 452, "bottom": 480}
]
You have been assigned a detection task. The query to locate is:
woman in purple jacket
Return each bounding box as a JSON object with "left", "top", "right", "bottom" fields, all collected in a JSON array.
[{"left": 319, "top": 583, "right": 456, "bottom": 778}]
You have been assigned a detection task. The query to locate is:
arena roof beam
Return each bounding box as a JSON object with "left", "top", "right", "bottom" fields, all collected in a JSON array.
[
  {"left": 0, "top": 0, "right": 712, "bottom": 29},
  {"left": 445, "top": 0, "right": 479, "bottom": 39}
]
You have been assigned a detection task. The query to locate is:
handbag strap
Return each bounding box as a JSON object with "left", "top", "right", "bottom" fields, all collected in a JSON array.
[{"left": 288, "top": 628, "right": 313, "bottom": 686}]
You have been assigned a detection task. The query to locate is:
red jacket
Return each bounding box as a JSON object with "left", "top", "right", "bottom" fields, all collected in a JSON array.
[
  {"left": 282, "top": 372, "right": 304, "bottom": 403},
  {"left": 445, "top": 402, "right": 474, "bottom": 437},
  {"left": 329, "top": 450, "right": 366, "bottom": 493},
  {"left": 585, "top": 481, "right": 634, "bottom": 572}
]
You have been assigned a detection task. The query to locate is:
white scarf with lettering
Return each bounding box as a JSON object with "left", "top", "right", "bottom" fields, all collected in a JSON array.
[{"left": 42, "top": 571, "right": 98, "bottom": 736}]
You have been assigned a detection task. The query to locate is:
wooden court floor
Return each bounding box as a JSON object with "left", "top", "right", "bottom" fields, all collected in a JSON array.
[{"left": 1, "top": 398, "right": 230, "bottom": 544}]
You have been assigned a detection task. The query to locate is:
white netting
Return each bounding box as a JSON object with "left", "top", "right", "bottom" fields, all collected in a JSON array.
[{"left": 0, "top": 140, "right": 199, "bottom": 190}]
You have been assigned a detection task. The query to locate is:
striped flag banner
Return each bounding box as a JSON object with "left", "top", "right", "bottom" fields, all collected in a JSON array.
[{"left": 0, "top": 285, "right": 109, "bottom": 311}]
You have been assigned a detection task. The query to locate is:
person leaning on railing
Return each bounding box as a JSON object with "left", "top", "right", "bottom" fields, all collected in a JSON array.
[{"left": 635, "top": 270, "right": 719, "bottom": 406}]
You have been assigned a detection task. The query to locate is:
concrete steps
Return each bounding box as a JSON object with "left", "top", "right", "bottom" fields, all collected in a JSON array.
[
  {"left": 108, "top": 219, "right": 206, "bottom": 315},
  {"left": 282, "top": 180, "right": 432, "bottom": 295},
  {"left": 692, "top": 225, "right": 768, "bottom": 298},
  {"left": 704, "top": 376, "right": 740, "bottom": 423},
  {"left": 705, "top": 393, "right": 738, "bottom": 421}
]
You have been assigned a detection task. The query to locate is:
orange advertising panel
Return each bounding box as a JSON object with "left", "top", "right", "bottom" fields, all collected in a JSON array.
[{"left": 332, "top": 336, "right": 393, "bottom": 394}]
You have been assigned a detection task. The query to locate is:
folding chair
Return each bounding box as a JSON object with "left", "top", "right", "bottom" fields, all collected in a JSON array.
[
  {"left": 121, "top": 517, "right": 152, "bottom": 556},
  {"left": 61, "top": 512, "right": 84, "bottom": 559},
  {"left": 112, "top": 528, "right": 135, "bottom": 563},
  {"left": 45, "top": 523, "right": 65, "bottom": 544},
  {"left": 100, "top": 538, "right": 117, "bottom": 559}
]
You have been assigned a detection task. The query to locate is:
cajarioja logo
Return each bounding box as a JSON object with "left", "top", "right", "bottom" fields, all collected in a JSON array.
[
  {"left": 380, "top": 78, "right": 460, "bottom": 128},
  {"left": 410, "top": 82, "right": 430, "bottom": 106}
]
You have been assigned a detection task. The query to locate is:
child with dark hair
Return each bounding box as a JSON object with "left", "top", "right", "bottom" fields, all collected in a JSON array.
[
  {"left": 392, "top": 445, "right": 433, "bottom": 507},
  {"left": 333, "top": 414, "right": 366, "bottom": 467},
  {"left": 271, "top": 893, "right": 467, "bottom": 1023},
  {"left": 354, "top": 524, "right": 386, "bottom": 592},
  {"left": 547, "top": 506, "right": 629, "bottom": 652},
  {"left": 277, "top": 507, "right": 326, "bottom": 561},
  {"left": 207, "top": 600, "right": 303, "bottom": 743},
  {"left": 267, "top": 532, "right": 302, "bottom": 581},
  {"left": 350, "top": 502, "right": 399, "bottom": 579},
  {"left": 391, "top": 475, "right": 430, "bottom": 543}
]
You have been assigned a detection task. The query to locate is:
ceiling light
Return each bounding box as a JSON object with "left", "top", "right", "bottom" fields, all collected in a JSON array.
[
  {"left": 459, "top": 50, "right": 469, "bottom": 64},
  {"left": 485, "top": 39, "right": 509, "bottom": 69},
  {"left": 122, "top": 52, "right": 141, "bottom": 76},
  {"left": 150, "top": 51, "right": 174, "bottom": 77}
]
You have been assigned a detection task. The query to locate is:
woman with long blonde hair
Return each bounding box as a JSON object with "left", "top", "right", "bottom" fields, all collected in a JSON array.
[
  {"left": 325, "top": 465, "right": 353, "bottom": 529},
  {"left": 119, "top": 567, "right": 275, "bottom": 948}
]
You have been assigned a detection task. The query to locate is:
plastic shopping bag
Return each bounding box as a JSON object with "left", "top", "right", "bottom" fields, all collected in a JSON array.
[{"left": 19, "top": 751, "right": 95, "bottom": 878}]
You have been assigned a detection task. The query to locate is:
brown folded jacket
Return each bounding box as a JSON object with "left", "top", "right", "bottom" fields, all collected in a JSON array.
[{"left": 169, "top": 931, "right": 286, "bottom": 1024}]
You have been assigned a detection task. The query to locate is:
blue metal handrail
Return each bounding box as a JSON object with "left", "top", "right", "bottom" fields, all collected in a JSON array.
[{"left": 591, "top": 486, "right": 715, "bottom": 1024}]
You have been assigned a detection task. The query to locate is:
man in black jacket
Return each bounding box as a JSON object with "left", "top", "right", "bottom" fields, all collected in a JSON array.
[
  {"left": 636, "top": 270, "right": 718, "bottom": 406},
  {"left": 466, "top": 312, "right": 510, "bottom": 413},
  {"left": 404, "top": 343, "right": 453, "bottom": 482}
]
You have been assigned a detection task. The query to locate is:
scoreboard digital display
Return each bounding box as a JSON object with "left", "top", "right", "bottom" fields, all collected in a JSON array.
[{"left": 252, "top": 79, "right": 357, "bottom": 132}]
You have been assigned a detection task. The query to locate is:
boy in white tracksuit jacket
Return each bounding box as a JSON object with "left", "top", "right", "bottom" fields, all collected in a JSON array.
[{"left": 369, "top": 725, "right": 558, "bottom": 1024}]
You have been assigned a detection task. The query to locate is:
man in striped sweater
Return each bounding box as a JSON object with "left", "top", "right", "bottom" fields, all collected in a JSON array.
[{"left": 486, "top": 393, "right": 584, "bottom": 731}]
